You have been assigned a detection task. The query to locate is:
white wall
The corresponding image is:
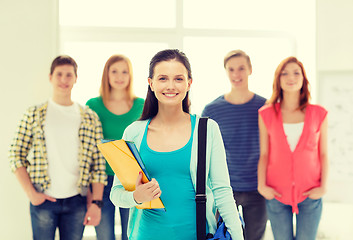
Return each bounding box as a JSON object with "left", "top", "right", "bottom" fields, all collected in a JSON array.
[
  {"left": 317, "top": 0, "right": 353, "bottom": 71},
  {"left": 317, "top": 0, "right": 353, "bottom": 204},
  {"left": 0, "top": 1, "right": 58, "bottom": 239}
]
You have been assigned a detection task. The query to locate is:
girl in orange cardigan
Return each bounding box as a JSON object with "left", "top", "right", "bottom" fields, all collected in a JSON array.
[{"left": 258, "top": 57, "right": 328, "bottom": 240}]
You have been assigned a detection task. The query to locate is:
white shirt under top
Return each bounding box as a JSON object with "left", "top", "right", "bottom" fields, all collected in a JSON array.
[
  {"left": 283, "top": 122, "right": 304, "bottom": 152},
  {"left": 44, "top": 99, "right": 81, "bottom": 198}
]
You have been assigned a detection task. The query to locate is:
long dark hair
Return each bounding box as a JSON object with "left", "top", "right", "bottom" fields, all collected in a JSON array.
[{"left": 140, "top": 49, "right": 192, "bottom": 120}]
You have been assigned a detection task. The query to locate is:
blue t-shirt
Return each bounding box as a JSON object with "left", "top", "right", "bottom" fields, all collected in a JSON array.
[
  {"left": 202, "top": 94, "right": 266, "bottom": 191},
  {"left": 132, "top": 114, "right": 203, "bottom": 240}
]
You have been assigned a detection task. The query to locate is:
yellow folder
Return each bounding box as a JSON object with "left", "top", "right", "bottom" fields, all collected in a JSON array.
[{"left": 97, "top": 139, "right": 165, "bottom": 210}]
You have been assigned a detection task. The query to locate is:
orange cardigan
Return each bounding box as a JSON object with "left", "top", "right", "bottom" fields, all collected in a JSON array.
[{"left": 259, "top": 103, "right": 327, "bottom": 213}]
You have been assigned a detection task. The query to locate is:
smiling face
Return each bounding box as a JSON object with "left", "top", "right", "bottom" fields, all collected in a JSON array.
[
  {"left": 108, "top": 60, "right": 130, "bottom": 91},
  {"left": 280, "top": 62, "right": 304, "bottom": 93},
  {"left": 225, "top": 56, "right": 252, "bottom": 90},
  {"left": 148, "top": 60, "right": 192, "bottom": 108},
  {"left": 49, "top": 64, "right": 77, "bottom": 95}
]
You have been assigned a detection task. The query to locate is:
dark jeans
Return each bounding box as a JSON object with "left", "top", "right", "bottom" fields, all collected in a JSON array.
[
  {"left": 30, "top": 194, "right": 86, "bottom": 240},
  {"left": 95, "top": 175, "right": 129, "bottom": 240},
  {"left": 233, "top": 190, "right": 267, "bottom": 240}
]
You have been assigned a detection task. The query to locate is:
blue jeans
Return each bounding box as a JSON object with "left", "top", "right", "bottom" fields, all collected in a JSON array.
[
  {"left": 30, "top": 194, "right": 86, "bottom": 240},
  {"left": 95, "top": 175, "right": 129, "bottom": 240},
  {"left": 234, "top": 191, "right": 267, "bottom": 240},
  {"left": 266, "top": 198, "right": 322, "bottom": 240}
]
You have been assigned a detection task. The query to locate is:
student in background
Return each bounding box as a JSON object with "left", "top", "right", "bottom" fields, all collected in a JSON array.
[
  {"left": 9, "top": 55, "right": 106, "bottom": 240},
  {"left": 258, "top": 56, "right": 328, "bottom": 240},
  {"left": 202, "top": 50, "right": 267, "bottom": 240},
  {"left": 86, "top": 54, "right": 144, "bottom": 240},
  {"left": 110, "top": 49, "right": 244, "bottom": 240}
]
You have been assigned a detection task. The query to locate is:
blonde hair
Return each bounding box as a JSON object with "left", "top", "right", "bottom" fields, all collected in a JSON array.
[
  {"left": 99, "top": 54, "right": 136, "bottom": 105},
  {"left": 224, "top": 49, "right": 252, "bottom": 71}
]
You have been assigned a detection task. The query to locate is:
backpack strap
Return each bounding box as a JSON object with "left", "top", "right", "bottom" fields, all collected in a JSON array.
[{"left": 196, "top": 117, "right": 208, "bottom": 240}]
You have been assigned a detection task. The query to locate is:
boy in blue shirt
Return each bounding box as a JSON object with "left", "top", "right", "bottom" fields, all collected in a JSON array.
[{"left": 202, "top": 50, "right": 267, "bottom": 240}]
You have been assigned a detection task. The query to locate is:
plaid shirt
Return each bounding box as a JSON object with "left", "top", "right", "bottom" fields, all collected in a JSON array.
[{"left": 9, "top": 102, "right": 107, "bottom": 195}]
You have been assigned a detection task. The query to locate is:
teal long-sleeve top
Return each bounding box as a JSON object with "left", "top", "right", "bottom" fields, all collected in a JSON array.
[
  {"left": 131, "top": 114, "right": 198, "bottom": 239},
  {"left": 110, "top": 115, "right": 244, "bottom": 239}
]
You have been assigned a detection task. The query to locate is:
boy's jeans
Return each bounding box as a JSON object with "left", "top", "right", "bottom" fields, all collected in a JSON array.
[{"left": 30, "top": 194, "right": 86, "bottom": 240}]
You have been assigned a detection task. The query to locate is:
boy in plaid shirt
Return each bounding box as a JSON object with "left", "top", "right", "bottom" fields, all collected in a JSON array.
[{"left": 9, "top": 55, "right": 107, "bottom": 240}]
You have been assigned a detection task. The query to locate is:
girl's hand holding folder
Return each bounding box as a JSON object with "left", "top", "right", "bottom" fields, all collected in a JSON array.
[{"left": 133, "top": 172, "right": 162, "bottom": 204}]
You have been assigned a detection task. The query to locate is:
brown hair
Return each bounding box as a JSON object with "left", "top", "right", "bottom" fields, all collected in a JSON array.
[
  {"left": 140, "top": 49, "right": 192, "bottom": 120},
  {"left": 99, "top": 54, "right": 136, "bottom": 106},
  {"left": 50, "top": 55, "right": 78, "bottom": 76},
  {"left": 268, "top": 56, "right": 311, "bottom": 112}
]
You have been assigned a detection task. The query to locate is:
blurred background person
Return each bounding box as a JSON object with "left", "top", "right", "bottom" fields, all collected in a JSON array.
[
  {"left": 9, "top": 55, "right": 106, "bottom": 240},
  {"left": 258, "top": 57, "right": 328, "bottom": 240},
  {"left": 202, "top": 50, "right": 267, "bottom": 240},
  {"left": 86, "top": 54, "right": 144, "bottom": 240}
]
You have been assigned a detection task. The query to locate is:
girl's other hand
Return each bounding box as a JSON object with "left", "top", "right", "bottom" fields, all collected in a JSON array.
[{"left": 133, "top": 172, "right": 162, "bottom": 204}]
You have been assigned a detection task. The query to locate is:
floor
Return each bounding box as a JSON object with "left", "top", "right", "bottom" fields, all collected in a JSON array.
[{"left": 81, "top": 202, "right": 353, "bottom": 240}]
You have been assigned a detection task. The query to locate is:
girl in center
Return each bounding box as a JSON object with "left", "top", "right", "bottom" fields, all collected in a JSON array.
[{"left": 110, "top": 49, "right": 243, "bottom": 240}]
